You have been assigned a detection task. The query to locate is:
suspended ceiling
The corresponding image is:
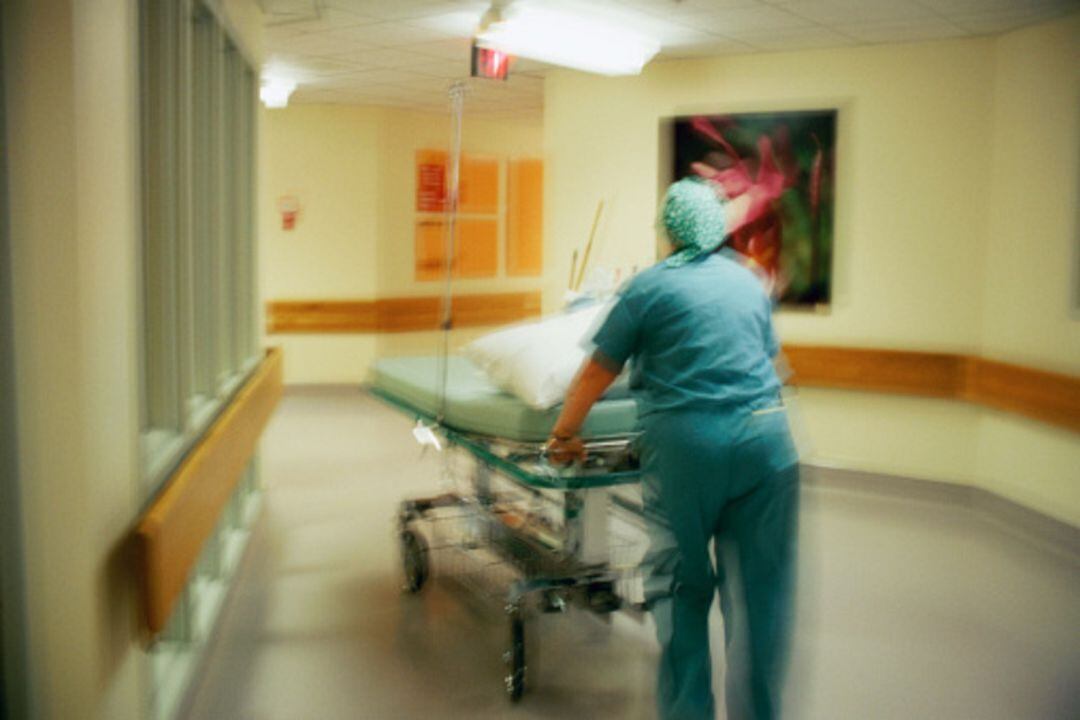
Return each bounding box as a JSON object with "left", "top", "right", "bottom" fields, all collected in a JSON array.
[{"left": 259, "top": 0, "right": 1078, "bottom": 118}]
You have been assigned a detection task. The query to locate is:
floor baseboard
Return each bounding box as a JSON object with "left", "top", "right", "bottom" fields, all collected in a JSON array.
[{"left": 804, "top": 463, "right": 1079, "bottom": 561}]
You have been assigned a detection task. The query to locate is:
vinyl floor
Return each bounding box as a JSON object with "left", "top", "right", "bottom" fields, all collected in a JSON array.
[{"left": 183, "top": 389, "right": 1080, "bottom": 720}]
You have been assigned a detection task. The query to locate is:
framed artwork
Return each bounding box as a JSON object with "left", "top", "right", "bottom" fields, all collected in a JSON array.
[{"left": 672, "top": 110, "right": 837, "bottom": 306}]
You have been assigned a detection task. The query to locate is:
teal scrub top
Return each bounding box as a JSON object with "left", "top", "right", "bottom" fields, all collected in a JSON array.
[{"left": 590, "top": 252, "right": 782, "bottom": 418}]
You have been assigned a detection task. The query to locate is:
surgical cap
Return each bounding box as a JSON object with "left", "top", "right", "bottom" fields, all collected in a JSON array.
[{"left": 661, "top": 177, "right": 728, "bottom": 268}]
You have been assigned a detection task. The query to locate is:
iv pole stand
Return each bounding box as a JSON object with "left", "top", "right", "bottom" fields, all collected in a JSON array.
[{"left": 437, "top": 81, "right": 467, "bottom": 424}]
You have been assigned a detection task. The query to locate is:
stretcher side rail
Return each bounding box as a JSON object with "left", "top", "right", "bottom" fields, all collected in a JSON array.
[{"left": 369, "top": 386, "right": 643, "bottom": 490}]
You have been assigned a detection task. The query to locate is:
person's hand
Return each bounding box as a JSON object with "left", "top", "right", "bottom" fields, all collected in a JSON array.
[{"left": 544, "top": 435, "right": 586, "bottom": 466}]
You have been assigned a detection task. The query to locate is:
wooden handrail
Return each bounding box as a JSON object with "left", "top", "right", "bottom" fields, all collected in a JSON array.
[
  {"left": 264, "top": 297, "right": 1079, "bottom": 433},
  {"left": 782, "top": 345, "right": 963, "bottom": 397},
  {"left": 134, "top": 347, "right": 284, "bottom": 636},
  {"left": 266, "top": 291, "right": 542, "bottom": 334},
  {"left": 961, "top": 357, "right": 1080, "bottom": 433},
  {"left": 783, "top": 345, "right": 1079, "bottom": 434}
]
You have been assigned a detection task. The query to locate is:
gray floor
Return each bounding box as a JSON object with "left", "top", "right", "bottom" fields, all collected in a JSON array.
[{"left": 183, "top": 389, "right": 1080, "bottom": 720}]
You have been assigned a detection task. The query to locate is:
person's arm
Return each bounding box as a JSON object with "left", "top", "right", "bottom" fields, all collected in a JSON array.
[{"left": 545, "top": 355, "right": 621, "bottom": 465}]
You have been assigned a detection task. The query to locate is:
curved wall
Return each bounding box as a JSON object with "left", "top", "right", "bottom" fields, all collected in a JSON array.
[{"left": 543, "top": 16, "right": 1080, "bottom": 525}]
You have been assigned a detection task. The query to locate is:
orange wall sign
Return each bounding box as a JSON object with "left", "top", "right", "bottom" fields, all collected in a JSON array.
[
  {"left": 415, "top": 219, "right": 446, "bottom": 281},
  {"left": 416, "top": 150, "right": 501, "bottom": 215},
  {"left": 507, "top": 158, "right": 543, "bottom": 276},
  {"left": 415, "top": 149, "right": 543, "bottom": 281},
  {"left": 459, "top": 156, "right": 499, "bottom": 214},
  {"left": 415, "top": 218, "right": 498, "bottom": 281}
]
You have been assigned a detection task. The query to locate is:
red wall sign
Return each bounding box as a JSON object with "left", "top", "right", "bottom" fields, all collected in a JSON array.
[{"left": 417, "top": 161, "right": 446, "bottom": 212}]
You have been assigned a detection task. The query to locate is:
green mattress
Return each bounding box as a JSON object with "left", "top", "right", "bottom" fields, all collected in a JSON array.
[{"left": 370, "top": 355, "right": 639, "bottom": 442}]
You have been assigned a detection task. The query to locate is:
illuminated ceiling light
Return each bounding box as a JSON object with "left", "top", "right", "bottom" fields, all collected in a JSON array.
[
  {"left": 260, "top": 77, "right": 297, "bottom": 108},
  {"left": 475, "top": 1, "right": 660, "bottom": 77}
]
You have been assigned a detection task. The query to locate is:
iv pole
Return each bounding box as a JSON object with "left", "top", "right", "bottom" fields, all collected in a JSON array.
[{"left": 436, "top": 81, "right": 467, "bottom": 424}]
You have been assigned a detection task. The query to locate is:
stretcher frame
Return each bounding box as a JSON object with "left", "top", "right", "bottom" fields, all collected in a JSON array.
[{"left": 373, "top": 385, "right": 647, "bottom": 702}]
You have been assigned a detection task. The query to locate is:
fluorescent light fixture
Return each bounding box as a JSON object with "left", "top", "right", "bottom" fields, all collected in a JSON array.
[
  {"left": 476, "top": 2, "right": 660, "bottom": 76},
  {"left": 260, "top": 77, "right": 297, "bottom": 108}
]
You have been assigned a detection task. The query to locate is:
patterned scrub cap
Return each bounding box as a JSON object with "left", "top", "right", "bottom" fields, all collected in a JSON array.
[{"left": 661, "top": 177, "right": 728, "bottom": 268}]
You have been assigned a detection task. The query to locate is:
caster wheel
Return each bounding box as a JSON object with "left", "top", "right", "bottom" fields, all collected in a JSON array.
[
  {"left": 586, "top": 580, "right": 622, "bottom": 613},
  {"left": 400, "top": 528, "right": 429, "bottom": 593},
  {"left": 504, "top": 611, "right": 526, "bottom": 702}
]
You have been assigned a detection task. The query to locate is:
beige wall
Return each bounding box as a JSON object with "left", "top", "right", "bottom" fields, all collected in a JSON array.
[
  {"left": 6, "top": 0, "right": 143, "bottom": 717},
  {"left": 544, "top": 37, "right": 996, "bottom": 349},
  {"left": 981, "top": 15, "right": 1079, "bottom": 373},
  {"left": 258, "top": 105, "right": 382, "bottom": 383},
  {"left": 258, "top": 103, "right": 543, "bottom": 383},
  {"left": 4, "top": 0, "right": 263, "bottom": 717},
  {"left": 975, "top": 15, "right": 1080, "bottom": 519},
  {"left": 543, "top": 17, "right": 1079, "bottom": 525}
]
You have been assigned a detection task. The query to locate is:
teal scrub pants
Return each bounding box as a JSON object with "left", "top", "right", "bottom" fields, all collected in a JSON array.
[{"left": 640, "top": 407, "right": 800, "bottom": 720}]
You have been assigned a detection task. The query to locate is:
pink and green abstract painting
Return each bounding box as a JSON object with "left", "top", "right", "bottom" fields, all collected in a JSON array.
[{"left": 673, "top": 110, "right": 836, "bottom": 306}]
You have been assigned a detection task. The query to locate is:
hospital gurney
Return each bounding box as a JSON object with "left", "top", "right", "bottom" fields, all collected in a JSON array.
[{"left": 370, "top": 355, "right": 648, "bottom": 702}]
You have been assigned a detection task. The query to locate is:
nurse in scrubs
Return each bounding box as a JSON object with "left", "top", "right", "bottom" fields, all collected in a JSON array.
[{"left": 547, "top": 177, "right": 799, "bottom": 720}]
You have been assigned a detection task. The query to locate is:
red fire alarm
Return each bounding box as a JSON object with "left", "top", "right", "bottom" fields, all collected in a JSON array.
[{"left": 277, "top": 195, "right": 300, "bottom": 230}]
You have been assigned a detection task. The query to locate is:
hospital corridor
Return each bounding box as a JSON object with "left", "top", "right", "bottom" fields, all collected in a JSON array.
[
  {"left": 1, "top": 2, "right": 1078, "bottom": 720},
  {"left": 180, "top": 389, "right": 1078, "bottom": 720}
]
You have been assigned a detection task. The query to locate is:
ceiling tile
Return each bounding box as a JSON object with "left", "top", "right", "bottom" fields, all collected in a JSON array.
[
  {"left": 320, "top": 20, "right": 453, "bottom": 47},
  {"left": 407, "top": 4, "right": 489, "bottom": 36},
  {"left": 658, "top": 25, "right": 736, "bottom": 48},
  {"left": 410, "top": 37, "right": 474, "bottom": 61},
  {"left": 263, "top": 7, "right": 378, "bottom": 32},
  {"left": 324, "top": 0, "right": 469, "bottom": 21},
  {"left": 410, "top": 59, "right": 473, "bottom": 79},
  {"left": 835, "top": 21, "right": 966, "bottom": 43},
  {"left": 947, "top": 5, "right": 1075, "bottom": 34},
  {"left": 327, "top": 46, "right": 442, "bottom": 68},
  {"left": 691, "top": 5, "right": 814, "bottom": 34},
  {"left": 304, "top": 74, "right": 382, "bottom": 90},
  {"left": 739, "top": 25, "right": 860, "bottom": 50},
  {"left": 396, "top": 74, "right": 461, "bottom": 93},
  {"left": 658, "top": 37, "right": 757, "bottom": 58},
  {"left": 915, "top": 0, "right": 1068, "bottom": 15},
  {"left": 270, "top": 29, "right": 380, "bottom": 55},
  {"left": 267, "top": 54, "right": 367, "bottom": 75},
  {"left": 263, "top": 24, "right": 308, "bottom": 45},
  {"left": 347, "top": 68, "right": 439, "bottom": 85},
  {"left": 775, "top": 0, "right": 940, "bottom": 26}
]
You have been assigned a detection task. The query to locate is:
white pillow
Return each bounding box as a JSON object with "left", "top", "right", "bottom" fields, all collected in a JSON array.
[{"left": 464, "top": 302, "right": 612, "bottom": 410}]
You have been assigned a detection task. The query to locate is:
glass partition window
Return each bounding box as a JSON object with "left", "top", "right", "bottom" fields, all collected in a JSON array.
[{"left": 138, "top": 0, "right": 259, "bottom": 489}]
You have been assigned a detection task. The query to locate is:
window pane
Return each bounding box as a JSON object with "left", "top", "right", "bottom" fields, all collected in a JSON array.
[
  {"left": 140, "top": 0, "right": 181, "bottom": 435},
  {"left": 211, "top": 24, "right": 233, "bottom": 389},
  {"left": 191, "top": 7, "right": 216, "bottom": 399},
  {"left": 241, "top": 67, "right": 258, "bottom": 362}
]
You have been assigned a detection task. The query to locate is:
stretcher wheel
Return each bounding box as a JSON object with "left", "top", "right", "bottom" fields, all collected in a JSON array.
[
  {"left": 400, "top": 529, "right": 428, "bottom": 593},
  {"left": 505, "top": 610, "right": 526, "bottom": 701},
  {"left": 585, "top": 580, "right": 621, "bottom": 613}
]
